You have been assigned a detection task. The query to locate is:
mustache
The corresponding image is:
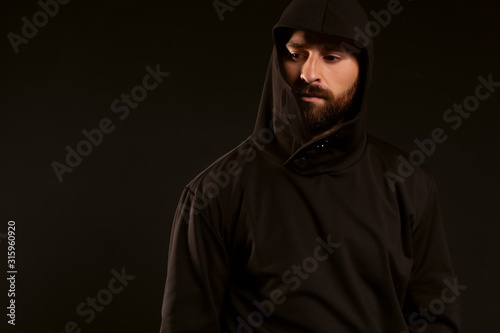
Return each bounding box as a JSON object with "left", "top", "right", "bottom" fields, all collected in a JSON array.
[{"left": 293, "top": 85, "right": 332, "bottom": 99}]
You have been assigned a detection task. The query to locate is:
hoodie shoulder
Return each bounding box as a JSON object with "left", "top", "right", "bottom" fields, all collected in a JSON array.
[
  {"left": 365, "top": 134, "right": 437, "bottom": 199},
  {"left": 184, "top": 137, "right": 257, "bottom": 194}
]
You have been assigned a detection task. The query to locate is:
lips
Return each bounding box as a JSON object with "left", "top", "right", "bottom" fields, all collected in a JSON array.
[
  {"left": 301, "top": 94, "right": 325, "bottom": 99},
  {"left": 301, "top": 94, "right": 324, "bottom": 99},
  {"left": 300, "top": 95, "right": 325, "bottom": 103}
]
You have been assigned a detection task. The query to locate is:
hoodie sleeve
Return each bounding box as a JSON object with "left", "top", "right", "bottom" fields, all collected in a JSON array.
[
  {"left": 403, "top": 181, "right": 461, "bottom": 332},
  {"left": 159, "top": 187, "right": 229, "bottom": 333}
]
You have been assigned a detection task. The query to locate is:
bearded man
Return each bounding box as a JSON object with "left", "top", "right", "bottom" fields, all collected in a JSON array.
[{"left": 159, "top": 0, "right": 460, "bottom": 332}]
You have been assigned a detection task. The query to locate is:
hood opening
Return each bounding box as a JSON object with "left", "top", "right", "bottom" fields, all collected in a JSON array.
[{"left": 273, "top": 25, "right": 370, "bottom": 126}]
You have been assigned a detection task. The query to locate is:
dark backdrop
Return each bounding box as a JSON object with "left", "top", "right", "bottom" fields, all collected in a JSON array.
[{"left": 1, "top": 0, "right": 498, "bottom": 332}]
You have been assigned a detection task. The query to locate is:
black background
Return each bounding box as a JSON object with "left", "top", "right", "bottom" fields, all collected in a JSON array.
[{"left": 1, "top": 0, "right": 499, "bottom": 332}]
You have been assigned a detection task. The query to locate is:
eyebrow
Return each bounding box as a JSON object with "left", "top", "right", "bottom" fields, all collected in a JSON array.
[
  {"left": 286, "top": 41, "right": 346, "bottom": 52},
  {"left": 286, "top": 42, "right": 307, "bottom": 49}
]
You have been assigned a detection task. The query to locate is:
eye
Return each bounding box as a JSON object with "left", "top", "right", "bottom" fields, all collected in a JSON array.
[
  {"left": 324, "top": 55, "right": 340, "bottom": 62},
  {"left": 287, "top": 51, "right": 306, "bottom": 62}
]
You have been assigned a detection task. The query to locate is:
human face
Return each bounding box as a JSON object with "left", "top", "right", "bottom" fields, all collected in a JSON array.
[{"left": 282, "top": 30, "right": 360, "bottom": 138}]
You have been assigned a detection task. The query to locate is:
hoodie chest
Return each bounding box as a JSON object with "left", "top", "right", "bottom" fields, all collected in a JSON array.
[{"left": 229, "top": 162, "right": 413, "bottom": 297}]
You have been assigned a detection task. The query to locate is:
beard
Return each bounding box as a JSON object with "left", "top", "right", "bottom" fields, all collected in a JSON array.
[{"left": 293, "top": 80, "right": 358, "bottom": 137}]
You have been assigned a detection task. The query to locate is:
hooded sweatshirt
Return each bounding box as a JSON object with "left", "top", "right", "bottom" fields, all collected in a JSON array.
[{"left": 160, "top": 0, "right": 460, "bottom": 332}]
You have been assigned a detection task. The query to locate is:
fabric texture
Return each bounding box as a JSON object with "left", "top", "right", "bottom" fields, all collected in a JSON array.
[{"left": 160, "top": 0, "right": 460, "bottom": 332}]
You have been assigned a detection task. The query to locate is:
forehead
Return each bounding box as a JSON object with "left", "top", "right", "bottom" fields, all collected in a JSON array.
[{"left": 286, "top": 30, "right": 348, "bottom": 51}]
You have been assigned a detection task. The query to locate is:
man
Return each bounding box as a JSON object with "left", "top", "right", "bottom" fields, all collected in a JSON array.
[{"left": 160, "top": 0, "right": 460, "bottom": 332}]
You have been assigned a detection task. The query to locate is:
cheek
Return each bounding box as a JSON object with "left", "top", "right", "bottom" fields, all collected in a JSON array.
[
  {"left": 282, "top": 60, "right": 301, "bottom": 86},
  {"left": 343, "top": 59, "right": 360, "bottom": 85},
  {"left": 330, "top": 60, "right": 359, "bottom": 92}
]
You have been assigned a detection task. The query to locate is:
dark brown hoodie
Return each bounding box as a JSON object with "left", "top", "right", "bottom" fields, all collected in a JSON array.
[{"left": 160, "top": 1, "right": 460, "bottom": 332}]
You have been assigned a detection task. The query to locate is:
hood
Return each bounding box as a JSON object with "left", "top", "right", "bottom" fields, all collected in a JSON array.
[{"left": 250, "top": 0, "right": 373, "bottom": 175}]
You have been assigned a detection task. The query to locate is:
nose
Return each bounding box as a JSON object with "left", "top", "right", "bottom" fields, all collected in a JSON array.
[{"left": 300, "top": 55, "right": 319, "bottom": 83}]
